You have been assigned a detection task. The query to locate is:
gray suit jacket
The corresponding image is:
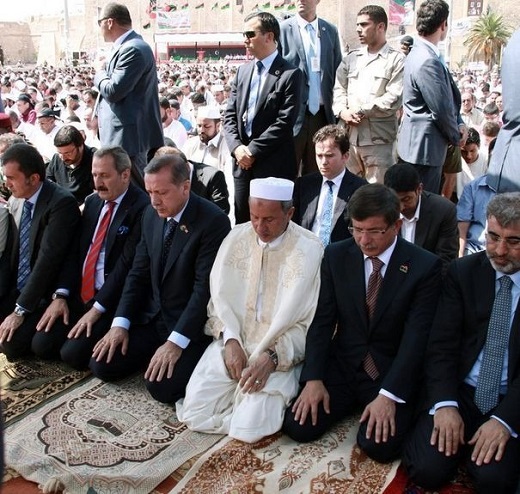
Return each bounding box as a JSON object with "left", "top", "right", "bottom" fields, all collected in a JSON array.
[
  {"left": 279, "top": 16, "right": 342, "bottom": 135},
  {"left": 397, "top": 37, "right": 461, "bottom": 168},
  {"left": 487, "top": 29, "right": 520, "bottom": 192},
  {"left": 94, "top": 31, "right": 163, "bottom": 157}
]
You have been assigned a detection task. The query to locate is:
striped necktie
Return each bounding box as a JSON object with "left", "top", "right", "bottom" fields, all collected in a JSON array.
[{"left": 17, "top": 200, "right": 33, "bottom": 291}]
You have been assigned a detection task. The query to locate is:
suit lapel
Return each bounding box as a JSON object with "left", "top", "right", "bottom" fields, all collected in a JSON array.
[
  {"left": 256, "top": 55, "right": 282, "bottom": 116},
  {"left": 105, "top": 188, "right": 134, "bottom": 255},
  {"left": 346, "top": 244, "right": 369, "bottom": 327},
  {"left": 302, "top": 175, "right": 321, "bottom": 229},
  {"left": 239, "top": 62, "right": 255, "bottom": 124},
  {"left": 414, "top": 194, "right": 430, "bottom": 248},
  {"left": 292, "top": 19, "right": 308, "bottom": 78},
  {"left": 332, "top": 174, "right": 352, "bottom": 231},
  {"left": 29, "top": 182, "right": 51, "bottom": 254}
]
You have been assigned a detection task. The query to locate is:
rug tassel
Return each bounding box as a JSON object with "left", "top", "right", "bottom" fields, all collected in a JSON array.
[{"left": 40, "top": 477, "right": 65, "bottom": 493}]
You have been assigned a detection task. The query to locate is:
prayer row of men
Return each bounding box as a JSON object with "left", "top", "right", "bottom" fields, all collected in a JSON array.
[{"left": 0, "top": 133, "right": 519, "bottom": 493}]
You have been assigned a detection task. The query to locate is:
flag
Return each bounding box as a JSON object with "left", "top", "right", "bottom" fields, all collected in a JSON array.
[
  {"left": 221, "top": 1, "right": 230, "bottom": 8},
  {"left": 236, "top": 0, "right": 243, "bottom": 12},
  {"left": 287, "top": 1, "right": 295, "bottom": 10},
  {"left": 261, "top": 1, "right": 270, "bottom": 8},
  {"left": 181, "top": 1, "right": 189, "bottom": 9},
  {"left": 195, "top": 1, "right": 204, "bottom": 7},
  {"left": 211, "top": 1, "right": 219, "bottom": 9}
]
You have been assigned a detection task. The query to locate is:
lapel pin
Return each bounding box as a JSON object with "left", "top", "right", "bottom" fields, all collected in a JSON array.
[
  {"left": 275, "top": 70, "right": 280, "bottom": 76},
  {"left": 117, "top": 225, "right": 129, "bottom": 235},
  {"left": 399, "top": 264, "right": 409, "bottom": 273},
  {"left": 180, "top": 224, "right": 189, "bottom": 234}
]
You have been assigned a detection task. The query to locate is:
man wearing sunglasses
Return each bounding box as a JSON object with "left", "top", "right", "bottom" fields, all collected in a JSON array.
[{"left": 224, "top": 11, "right": 302, "bottom": 225}]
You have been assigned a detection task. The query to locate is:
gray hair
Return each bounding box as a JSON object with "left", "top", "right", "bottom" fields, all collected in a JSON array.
[
  {"left": 487, "top": 193, "right": 520, "bottom": 227},
  {"left": 93, "top": 146, "right": 131, "bottom": 173}
]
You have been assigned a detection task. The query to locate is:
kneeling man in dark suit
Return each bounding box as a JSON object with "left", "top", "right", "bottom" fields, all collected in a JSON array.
[
  {"left": 403, "top": 192, "right": 520, "bottom": 493},
  {"left": 283, "top": 183, "right": 442, "bottom": 462},
  {"left": 90, "top": 152, "right": 231, "bottom": 403}
]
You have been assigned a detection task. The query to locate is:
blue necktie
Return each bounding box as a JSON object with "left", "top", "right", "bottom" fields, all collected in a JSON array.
[
  {"left": 306, "top": 23, "right": 320, "bottom": 115},
  {"left": 162, "top": 218, "right": 178, "bottom": 271},
  {"left": 319, "top": 180, "right": 334, "bottom": 246},
  {"left": 17, "top": 200, "right": 33, "bottom": 290},
  {"left": 246, "top": 61, "right": 264, "bottom": 136},
  {"left": 474, "top": 275, "right": 513, "bottom": 414}
]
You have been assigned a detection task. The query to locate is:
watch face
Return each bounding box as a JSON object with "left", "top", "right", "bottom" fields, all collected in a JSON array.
[{"left": 14, "top": 307, "right": 25, "bottom": 316}]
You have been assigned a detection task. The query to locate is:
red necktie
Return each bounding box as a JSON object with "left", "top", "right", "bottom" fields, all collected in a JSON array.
[{"left": 81, "top": 201, "right": 116, "bottom": 303}]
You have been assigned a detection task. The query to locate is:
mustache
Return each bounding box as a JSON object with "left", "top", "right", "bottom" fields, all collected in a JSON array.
[{"left": 96, "top": 186, "right": 109, "bottom": 192}]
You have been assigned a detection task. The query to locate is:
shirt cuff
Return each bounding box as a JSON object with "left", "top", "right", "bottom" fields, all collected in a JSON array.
[
  {"left": 429, "top": 401, "right": 459, "bottom": 415},
  {"left": 167, "top": 331, "right": 190, "bottom": 349},
  {"left": 93, "top": 301, "right": 106, "bottom": 313},
  {"left": 379, "top": 389, "right": 405, "bottom": 404},
  {"left": 55, "top": 289, "right": 70, "bottom": 297},
  {"left": 491, "top": 415, "right": 518, "bottom": 438},
  {"left": 112, "top": 317, "right": 130, "bottom": 330}
]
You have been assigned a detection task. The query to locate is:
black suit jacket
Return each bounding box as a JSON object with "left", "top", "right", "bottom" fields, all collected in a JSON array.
[
  {"left": 224, "top": 53, "right": 302, "bottom": 180},
  {"left": 293, "top": 171, "right": 367, "bottom": 243},
  {"left": 189, "top": 160, "right": 230, "bottom": 214},
  {"left": 8, "top": 180, "right": 81, "bottom": 312},
  {"left": 58, "top": 183, "right": 149, "bottom": 310},
  {"left": 115, "top": 193, "right": 231, "bottom": 342},
  {"left": 426, "top": 252, "right": 520, "bottom": 432},
  {"left": 301, "top": 237, "right": 442, "bottom": 401},
  {"left": 414, "top": 191, "right": 458, "bottom": 273}
]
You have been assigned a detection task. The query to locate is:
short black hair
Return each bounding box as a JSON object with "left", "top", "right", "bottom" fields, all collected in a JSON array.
[
  {"left": 347, "top": 184, "right": 400, "bottom": 225},
  {"left": 416, "top": 0, "right": 449, "bottom": 37},
  {"left": 102, "top": 2, "right": 132, "bottom": 27},
  {"left": 54, "top": 125, "right": 85, "bottom": 148},
  {"left": 244, "top": 11, "right": 280, "bottom": 43},
  {"left": 358, "top": 5, "right": 388, "bottom": 29},
  {"left": 384, "top": 164, "right": 421, "bottom": 193},
  {"left": 144, "top": 153, "right": 190, "bottom": 185},
  {"left": 464, "top": 127, "right": 481, "bottom": 147},
  {"left": 2, "top": 143, "right": 45, "bottom": 181},
  {"left": 313, "top": 124, "right": 350, "bottom": 155}
]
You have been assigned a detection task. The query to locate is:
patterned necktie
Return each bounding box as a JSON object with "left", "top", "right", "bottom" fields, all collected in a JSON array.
[
  {"left": 161, "top": 218, "right": 178, "bottom": 271},
  {"left": 16, "top": 200, "right": 33, "bottom": 291},
  {"left": 81, "top": 201, "right": 116, "bottom": 303},
  {"left": 246, "top": 61, "right": 264, "bottom": 136},
  {"left": 363, "top": 257, "right": 384, "bottom": 380},
  {"left": 305, "top": 23, "right": 320, "bottom": 115},
  {"left": 474, "top": 275, "right": 513, "bottom": 414},
  {"left": 319, "top": 180, "right": 334, "bottom": 247}
]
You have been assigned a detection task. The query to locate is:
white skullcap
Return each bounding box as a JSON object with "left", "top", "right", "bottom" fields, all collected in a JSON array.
[
  {"left": 197, "top": 105, "right": 221, "bottom": 120},
  {"left": 212, "top": 84, "right": 224, "bottom": 92},
  {"left": 250, "top": 177, "right": 294, "bottom": 201}
]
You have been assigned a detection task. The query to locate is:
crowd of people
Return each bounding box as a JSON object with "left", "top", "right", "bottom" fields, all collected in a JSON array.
[{"left": 0, "top": 0, "right": 519, "bottom": 492}]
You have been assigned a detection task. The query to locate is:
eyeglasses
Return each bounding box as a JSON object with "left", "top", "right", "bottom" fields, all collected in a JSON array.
[
  {"left": 485, "top": 231, "right": 520, "bottom": 249},
  {"left": 97, "top": 17, "right": 109, "bottom": 26},
  {"left": 243, "top": 30, "right": 262, "bottom": 39},
  {"left": 348, "top": 226, "right": 388, "bottom": 237}
]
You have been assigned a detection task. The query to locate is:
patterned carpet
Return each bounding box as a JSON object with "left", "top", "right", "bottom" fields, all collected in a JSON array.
[
  {"left": 1, "top": 356, "right": 477, "bottom": 493},
  {"left": 171, "top": 417, "right": 399, "bottom": 493},
  {"left": 3, "top": 374, "right": 222, "bottom": 493},
  {"left": 0, "top": 354, "right": 90, "bottom": 427}
]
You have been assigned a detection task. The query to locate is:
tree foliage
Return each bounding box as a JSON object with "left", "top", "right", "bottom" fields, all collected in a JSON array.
[{"left": 464, "top": 11, "right": 512, "bottom": 70}]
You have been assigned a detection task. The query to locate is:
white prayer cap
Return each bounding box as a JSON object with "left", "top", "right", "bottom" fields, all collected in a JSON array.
[
  {"left": 250, "top": 177, "right": 294, "bottom": 201},
  {"left": 197, "top": 105, "right": 221, "bottom": 120},
  {"left": 212, "top": 84, "right": 224, "bottom": 92}
]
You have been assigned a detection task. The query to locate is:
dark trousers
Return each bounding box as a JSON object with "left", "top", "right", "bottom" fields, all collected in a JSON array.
[
  {"left": 403, "top": 384, "right": 520, "bottom": 494},
  {"left": 283, "top": 356, "right": 416, "bottom": 463},
  {"left": 0, "top": 290, "right": 42, "bottom": 359},
  {"left": 89, "top": 320, "right": 211, "bottom": 404},
  {"left": 234, "top": 173, "right": 253, "bottom": 225},
  {"left": 31, "top": 298, "right": 115, "bottom": 369},
  {"left": 294, "top": 107, "right": 328, "bottom": 177}
]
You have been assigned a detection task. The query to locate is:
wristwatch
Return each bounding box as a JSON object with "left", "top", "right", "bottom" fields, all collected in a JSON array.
[
  {"left": 14, "top": 305, "right": 27, "bottom": 317},
  {"left": 52, "top": 292, "right": 68, "bottom": 300},
  {"left": 265, "top": 348, "right": 278, "bottom": 367}
]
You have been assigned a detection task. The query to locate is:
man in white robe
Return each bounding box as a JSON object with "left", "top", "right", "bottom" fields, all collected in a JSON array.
[{"left": 177, "top": 177, "right": 323, "bottom": 443}]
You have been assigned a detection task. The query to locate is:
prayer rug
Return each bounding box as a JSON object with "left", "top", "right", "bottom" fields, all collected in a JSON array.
[
  {"left": 170, "top": 416, "right": 400, "bottom": 493},
  {"left": 382, "top": 464, "right": 476, "bottom": 493},
  {"left": 0, "top": 354, "right": 91, "bottom": 427},
  {"left": 4, "top": 375, "right": 223, "bottom": 494}
]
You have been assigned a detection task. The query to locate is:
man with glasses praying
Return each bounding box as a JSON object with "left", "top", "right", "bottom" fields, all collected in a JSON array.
[
  {"left": 403, "top": 192, "right": 520, "bottom": 493},
  {"left": 283, "top": 183, "right": 442, "bottom": 463},
  {"left": 224, "top": 11, "right": 302, "bottom": 224},
  {"left": 45, "top": 125, "right": 95, "bottom": 205}
]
